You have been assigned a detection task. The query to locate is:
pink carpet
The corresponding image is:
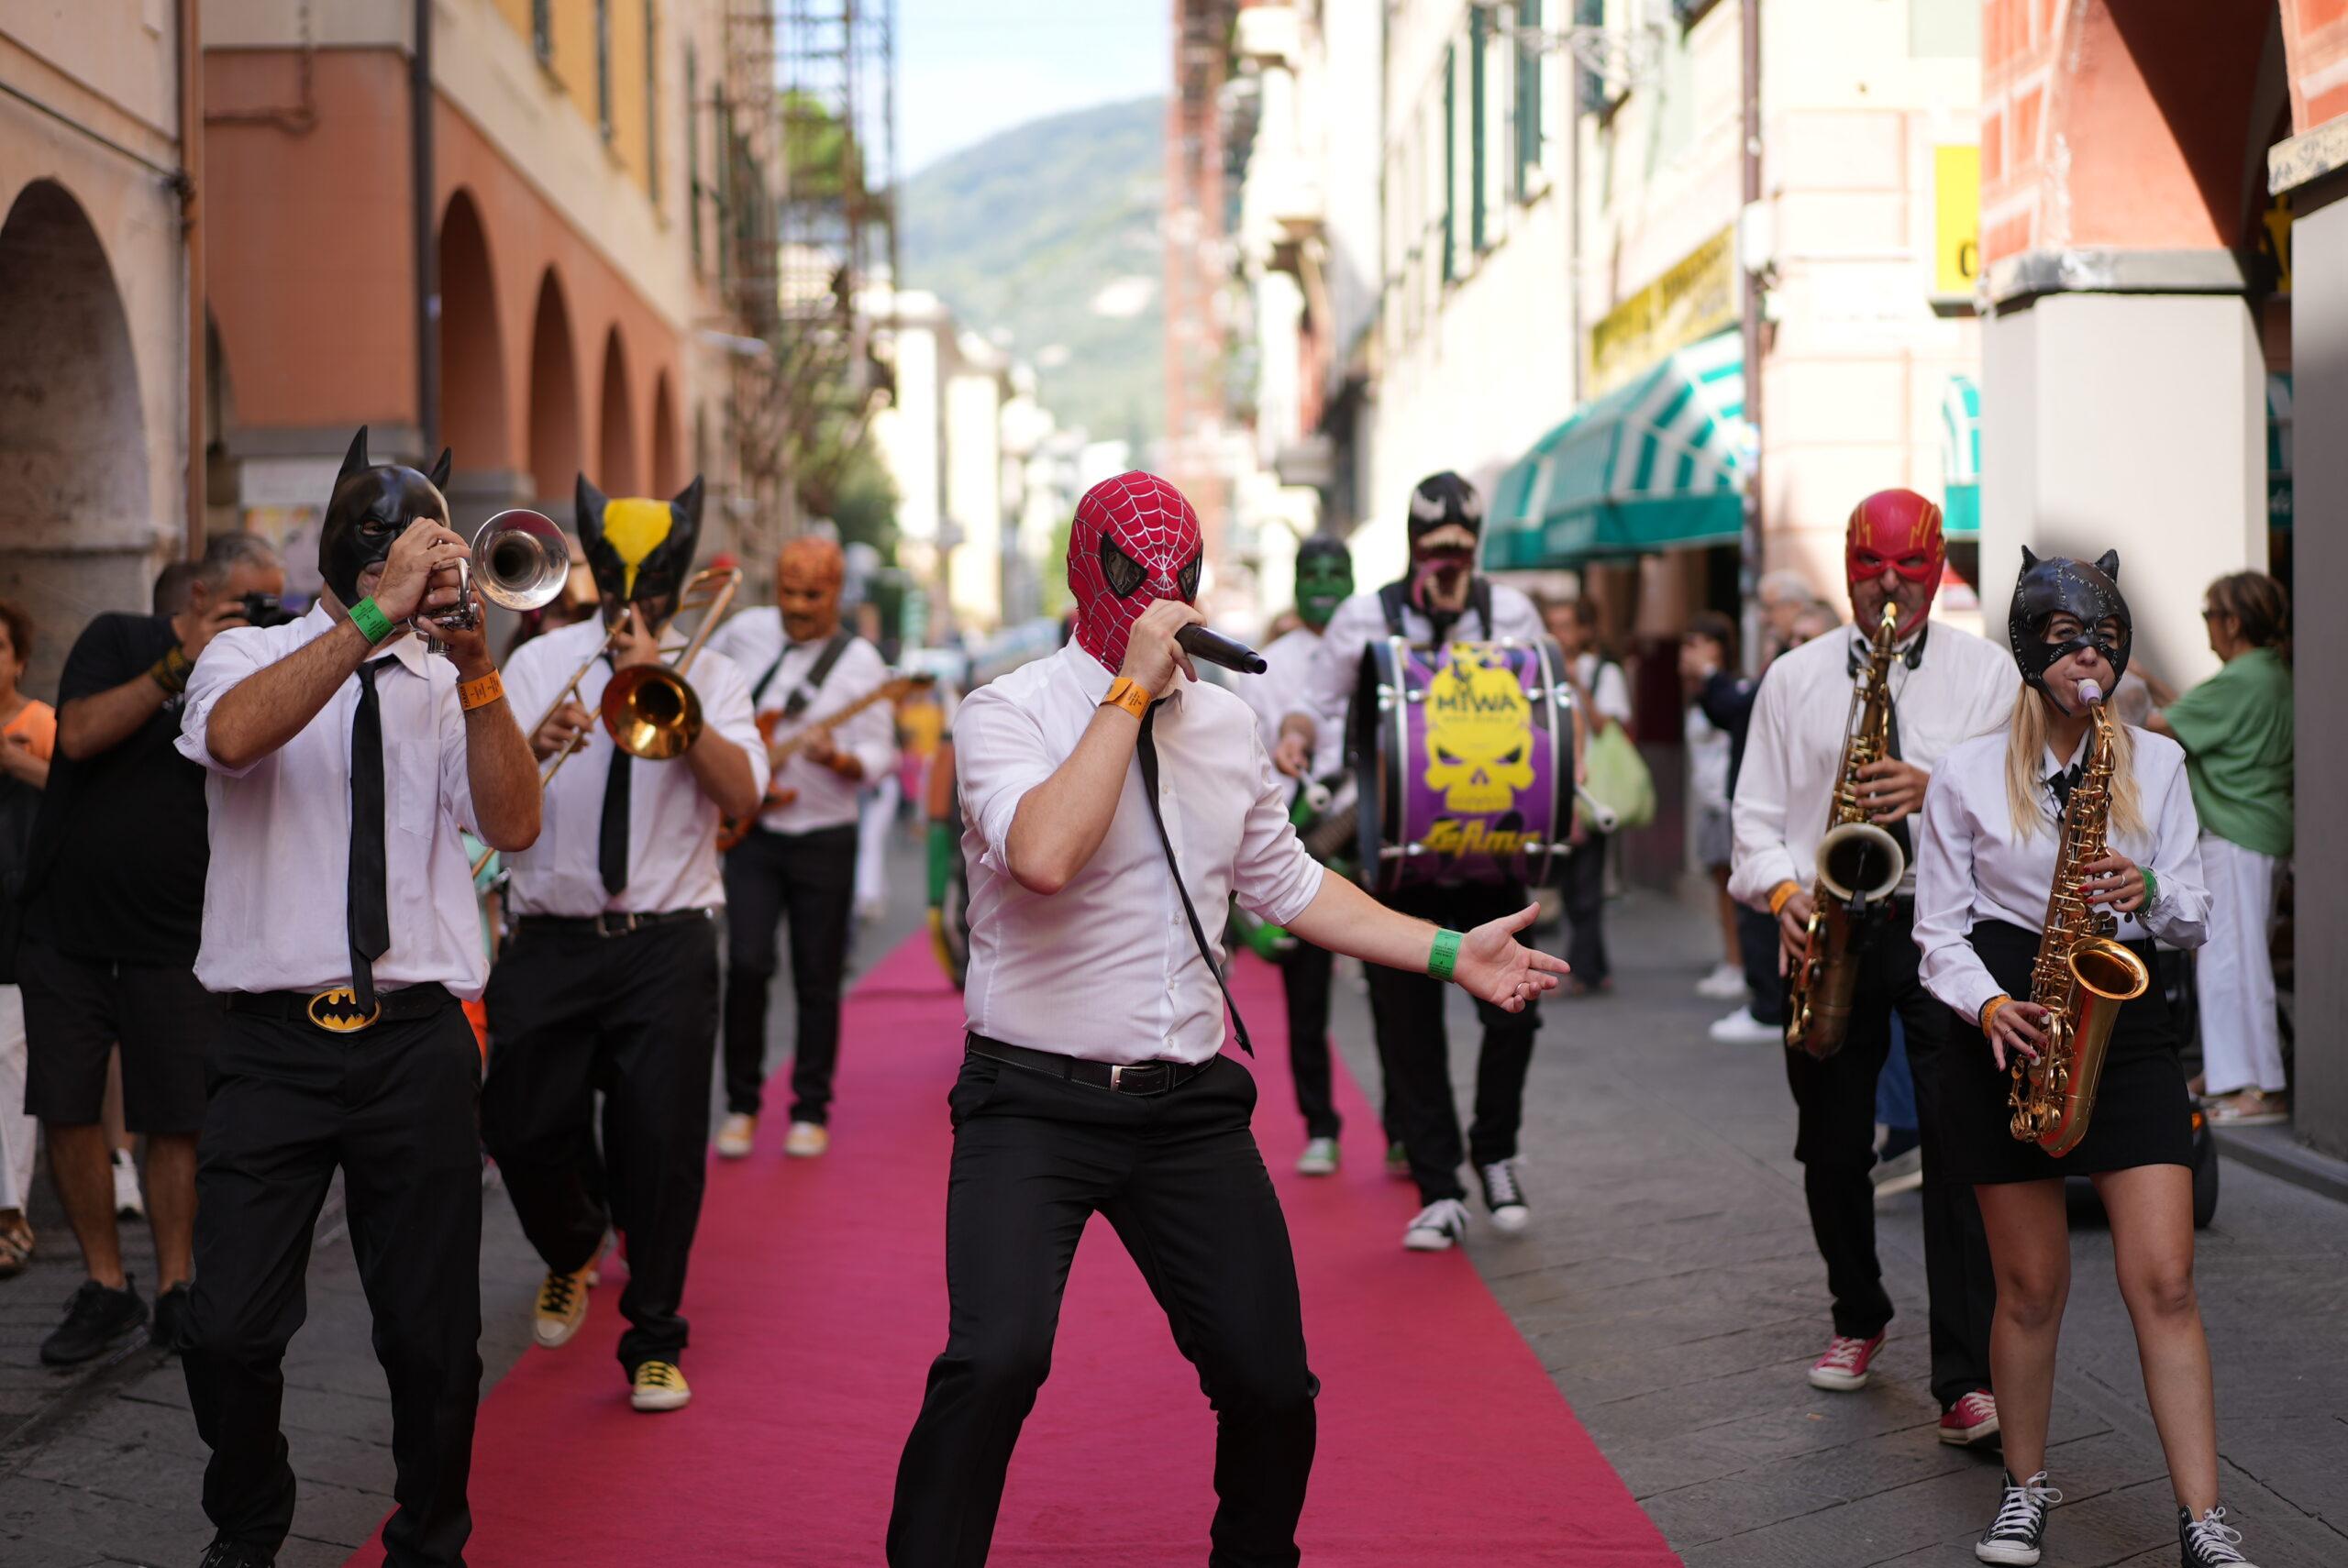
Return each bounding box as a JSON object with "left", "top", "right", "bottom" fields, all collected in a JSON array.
[{"left": 349, "top": 937, "right": 1679, "bottom": 1565}]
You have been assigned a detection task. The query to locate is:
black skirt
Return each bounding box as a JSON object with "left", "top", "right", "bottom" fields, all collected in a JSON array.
[{"left": 1935, "top": 920, "right": 2194, "bottom": 1185}]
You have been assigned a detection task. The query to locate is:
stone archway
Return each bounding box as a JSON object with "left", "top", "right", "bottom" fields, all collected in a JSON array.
[
  {"left": 649, "top": 370, "right": 681, "bottom": 495},
  {"left": 438, "top": 189, "right": 512, "bottom": 511},
  {"left": 526, "top": 269, "right": 581, "bottom": 508},
  {"left": 0, "top": 179, "right": 150, "bottom": 694},
  {"left": 596, "top": 326, "right": 639, "bottom": 495}
]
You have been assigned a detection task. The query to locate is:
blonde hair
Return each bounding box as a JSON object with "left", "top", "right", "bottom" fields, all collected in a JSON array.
[{"left": 2002, "top": 681, "right": 2146, "bottom": 842}]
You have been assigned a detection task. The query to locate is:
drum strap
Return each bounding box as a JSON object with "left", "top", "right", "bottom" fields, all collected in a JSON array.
[
  {"left": 1135, "top": 704, "right": 1256, "bottom": 1057},
  {"left": 1379, "top": 578, "right": 1494, "bottom": 646}
]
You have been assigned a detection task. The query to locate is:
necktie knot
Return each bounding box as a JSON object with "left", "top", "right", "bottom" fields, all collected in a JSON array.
[{"left": 2047, "top": 761, "right": 2084, "bottom": 815}]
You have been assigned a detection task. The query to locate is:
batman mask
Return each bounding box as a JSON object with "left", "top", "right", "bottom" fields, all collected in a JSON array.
[
  {"left": 578, "top": 474, "right": 705, "bottom": 627},
  {"left": 2009, "top": 547, "right": 2132, "bottom": 692},
  {"left": 320, "top": 426, "right": 453, "bottom": 610}
]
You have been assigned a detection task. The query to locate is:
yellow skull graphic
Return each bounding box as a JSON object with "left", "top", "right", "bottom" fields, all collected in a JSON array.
[{"left": 1422, "top": 646, "right": 1534, "bottom": 813}]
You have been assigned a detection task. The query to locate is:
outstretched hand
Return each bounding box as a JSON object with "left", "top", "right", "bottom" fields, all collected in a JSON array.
[{"left": 1451, "top": 904, "right": 1572, "bottom": 1013}]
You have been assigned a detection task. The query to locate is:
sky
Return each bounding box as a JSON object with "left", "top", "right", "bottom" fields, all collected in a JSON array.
[{"left": 895, "top": 0, "right": 1169, "bottom": 176}]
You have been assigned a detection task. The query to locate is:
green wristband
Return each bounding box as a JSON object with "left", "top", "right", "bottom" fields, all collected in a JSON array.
[
  {"left": 1428, "top": 928, "right": 1464, "bottom": 983},
  {"left": 2140, "top": 866, "right": 2158, "bottom": 905},
  {"left": 349, "top": 596, "right": 394, "bottom": 646}
]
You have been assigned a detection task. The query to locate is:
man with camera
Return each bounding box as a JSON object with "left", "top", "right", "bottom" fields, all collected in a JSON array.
[{"left": 15, "top": 532, "right": 285, "bottom": 1364}]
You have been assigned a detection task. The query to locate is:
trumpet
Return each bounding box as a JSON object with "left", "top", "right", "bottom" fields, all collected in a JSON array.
[{"left": 415, "top": 510, "right": 570, "bottom": 652}]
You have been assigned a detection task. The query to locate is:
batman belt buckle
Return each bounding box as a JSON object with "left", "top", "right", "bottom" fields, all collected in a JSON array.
[{"left": 306, "top": 988, "right": 382, "bottom": 1033}]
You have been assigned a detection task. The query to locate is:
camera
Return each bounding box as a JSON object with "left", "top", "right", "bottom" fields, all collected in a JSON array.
[{"left": 238, "top": 591, "right": 297, "bottom": 628}]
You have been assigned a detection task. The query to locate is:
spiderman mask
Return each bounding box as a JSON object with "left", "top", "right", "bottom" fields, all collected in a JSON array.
[{"left": 1067, "top": 471, "right": 1205, "bottom": 673}]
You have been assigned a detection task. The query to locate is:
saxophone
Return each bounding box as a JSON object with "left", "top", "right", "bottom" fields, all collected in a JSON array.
[
  {"left": 2008, "top": 679, "right": 2152, "bottom": 1155},
  {"left": 1784, "top": 603, "right": 1909, "bottom": 1059}
]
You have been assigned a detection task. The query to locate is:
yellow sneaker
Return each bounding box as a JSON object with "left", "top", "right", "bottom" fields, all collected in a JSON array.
[
  {"left": 715, "top": 1113, "right": 758, "bottom": 1160},
  {"left": 630, "top": 1359, "right": 692, "bottom": 1412},
  {"left": 531, "top": 1265, "right": 591, "bottom": 1349},
  {"left": 784, "top": 1121, "right": 829, "bottom": 1159}
]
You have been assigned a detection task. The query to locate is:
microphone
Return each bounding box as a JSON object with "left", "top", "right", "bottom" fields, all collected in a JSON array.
[{"left": 1176, "top": 624, "right": 1268, "bottom": 675}]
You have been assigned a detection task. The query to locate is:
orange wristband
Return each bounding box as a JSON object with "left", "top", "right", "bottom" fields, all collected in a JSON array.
[
  {"left": 1980, "top": 995, "right": 2010, "bottom": 1035},
  {"left": 1767, "top": 880, "right": 1801, "bottom": 917},
  {"left": 1100, "top": 676, "right": 1149, "bottom": 721},
  {"left": 458, "top": 670, "right": 504, "bottom": 712}
]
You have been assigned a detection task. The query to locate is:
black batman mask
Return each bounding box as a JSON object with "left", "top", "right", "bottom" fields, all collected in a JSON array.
[
  {"left": 2009, "top": 547, "right": 2132, "bottom": 692},
  {"left": 577, "top": 474, "right": 705, "bottom": 627},
  {"left": 320, "top": 426, "right": 452, "bottom": 610}
]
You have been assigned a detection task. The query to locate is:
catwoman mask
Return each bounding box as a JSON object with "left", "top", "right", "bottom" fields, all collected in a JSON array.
[
  {"left": 320, "top": 426, "right": 453, "bottom": 609},
  {"left": 2009, "top": 547, "right": 2132, "bottom": 692}
]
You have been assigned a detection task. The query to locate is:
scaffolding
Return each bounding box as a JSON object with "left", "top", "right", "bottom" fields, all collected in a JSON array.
[{"left": 1165, "top": 0, "right": 1241, "bottom": 566}]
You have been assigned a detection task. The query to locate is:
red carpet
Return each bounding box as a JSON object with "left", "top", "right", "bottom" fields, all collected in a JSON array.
[{"left": 349, "top": 938, "right": 1678, "bottom": 1565}]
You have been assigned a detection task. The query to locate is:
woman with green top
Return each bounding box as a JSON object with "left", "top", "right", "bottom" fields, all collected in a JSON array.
[{"left": 2143, "top": 573, "right": 2293, "bottom": 1126}]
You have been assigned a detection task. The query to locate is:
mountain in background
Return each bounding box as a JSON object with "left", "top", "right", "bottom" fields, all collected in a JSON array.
[{"left": 899, "top": 95, "right": 1164, "bottom": 447}]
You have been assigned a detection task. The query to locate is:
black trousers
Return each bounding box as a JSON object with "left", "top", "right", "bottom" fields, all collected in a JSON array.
[
  {"left": 1276, "top": 939, "right": 1339, "bottom": 1140},
  {"left": 482, "top": 915, "right": 718, "bottom": 1372},
  {"left": 1736, "top": 902, "right": 1785, "bottom": 1025},
  {"left": 1363, "top": 880, "right": 1540, "bottom": 1206},
  {"left": 721, "top": 823, "right": 858, "bottom": 1121},
  {"left": 1556, "top": 831, "right": 1611, "bottom": 987},
  {"left": 888, "top": 1051, "right": 1317, "bottom": 1568},
  {"left": 183, "top": 1002, "right": 483, "bottom": 1567},
  {"left": 1781, "top": 901, "right": 1996, "bottom": 1409}
]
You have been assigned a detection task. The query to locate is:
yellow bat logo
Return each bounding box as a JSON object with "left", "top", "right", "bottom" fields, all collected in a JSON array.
[{"left": 307, "top": 988, "right": 382, "bottom": 1032}]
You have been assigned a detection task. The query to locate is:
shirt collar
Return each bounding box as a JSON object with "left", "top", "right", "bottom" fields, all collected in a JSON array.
[
  {"left": 2042, "top": 731, "right": 2089, "bottom": 776},
  {"left": 307, "top": 601, "right": 430, "bottom": 678}
]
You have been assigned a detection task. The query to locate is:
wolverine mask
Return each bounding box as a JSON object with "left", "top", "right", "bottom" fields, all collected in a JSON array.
[
  {"left": 319, "top": 425, "right": 452, "bottom": 610},
  {"left": 578, "top": 474, "right": 705, "bottom": 627}
]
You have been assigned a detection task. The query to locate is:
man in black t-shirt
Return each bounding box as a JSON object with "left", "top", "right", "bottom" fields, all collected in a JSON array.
[{"left": 17, "top": 534, "right": 284, "bottom": 1365}]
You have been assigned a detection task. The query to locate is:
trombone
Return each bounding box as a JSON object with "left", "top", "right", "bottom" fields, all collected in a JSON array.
[{"left": 471, "top": 566, "right": 741, "bottom": 877}]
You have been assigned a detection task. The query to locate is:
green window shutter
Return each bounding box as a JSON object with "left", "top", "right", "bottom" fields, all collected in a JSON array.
[
  {"left": 645, "top": 5, "right": 659, "bottom": 204},
  {"left": 685, "top": 47, "right": 701, "bottom": 274},
  {"left": 1577, "top": 0, "right": 1607, "bottom": 115},
  {"left": 533, "top": 0, "right": 551, "bottom": 61},
  {"left": 1470, "top": 9, "right": 1489, "bottom": 252},
  {"left": 1517, "top": 0, "right": 1544, "bottom": 198},
  {"left": 1443, "top": 42, "right": 1457, "bottom": 283},
  {"left": 595, "top": 0, "right": 613, "bottom": 139}
]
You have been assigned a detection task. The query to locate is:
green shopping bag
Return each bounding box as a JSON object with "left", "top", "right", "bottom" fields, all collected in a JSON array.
[{"left": 1578, "top": 722, "right": 1656, "bottom": 831}]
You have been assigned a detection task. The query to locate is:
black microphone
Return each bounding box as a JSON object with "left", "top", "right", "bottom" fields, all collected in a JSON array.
[{"left": 1176, "top": 624, "right": 1268, "bottom": 675}]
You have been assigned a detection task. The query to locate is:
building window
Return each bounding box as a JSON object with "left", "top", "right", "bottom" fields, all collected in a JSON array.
[
  {"left": 1576, "top": 0, "right": 1607, "bottom": 116},
  {"left": 1515, "top": 0, "right": 1544, "bottom": 199},
  {"left": 1469, "top": 8, "right": 1489, "bottom": 253},
  {"left": 532, "top": 0, "right": 551, "bottom": 62},
  {"left": 595, "top": 0, "right": 613, "bottom": 140},
  {"left": 645, "top": 4, "right": 659, "bottom": 203},
  {"left": 686, "top": 45, "right": 701, "bottom": 272}
]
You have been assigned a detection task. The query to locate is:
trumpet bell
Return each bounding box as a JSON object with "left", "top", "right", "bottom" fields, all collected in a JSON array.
[
  {"left": 601, "top": 664, "right": 703, "bottom": 760},
  {"left": 473, "top": 509, "right": 571, "bottom": 613}
]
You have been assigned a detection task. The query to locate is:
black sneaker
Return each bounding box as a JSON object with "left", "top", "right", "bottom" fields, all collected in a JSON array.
[
  {"left": 40, "top": 1277, "right": 150, "bottom": 1366},
  {"left": 153, "top": 1282, "right": 192, "bottom": 1352},
  {"left": 198, "top": 1537, "right": 277, "bottom": 1567},
  {"left": 1477, "top": 1159, "right": 1531, "bottom": 1233},
  {"left": 2179, "top": 1506, "right": 2257, "bottom": 1566},
  {"left": 1976, "top": 1469, "right": 2059, "bottom": 1565}
]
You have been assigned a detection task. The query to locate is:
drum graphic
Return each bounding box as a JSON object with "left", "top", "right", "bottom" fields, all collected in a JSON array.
[{"left": 1348, "top": 637, "right": 1575, "bottom": 892}]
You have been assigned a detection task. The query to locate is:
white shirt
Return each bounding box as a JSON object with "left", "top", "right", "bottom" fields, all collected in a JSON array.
[
  {"left": 1288, "top": 581, "right": 1545, "bottom": 738},
  {"left": 1685, "top": 704, "right": 1731, "bottom": 812},
  {"left": 959, "top": 645, "right": 1326, "bottom": 1065},
  {"left": 177, "top": 605, "right": 491, "bottom": 999},
  {"left": 1572, "top": 651, "right": 1634, "bottom": 730},
  {"left": 499, "top": 615, "right": 767, "bottom": 917},
  {"left": 1241, "top": 625, "right": 1342, "bottom": 777},
  {"left": 706, "top": 608, "right": 897, "bottom": 834},
  {"left": 1912, "top": 723, "right": 2210, "bottom": 1023},
  {"left": 1730, "top": 620, "right": 2016, "bottom": 908}
]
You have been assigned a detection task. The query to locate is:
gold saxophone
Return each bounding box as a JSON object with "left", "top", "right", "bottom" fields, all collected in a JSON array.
[
  {"left": 1785, "top": 603, "right": 1909, "bottom": 1059},
  {"left": 2008, "top": 679, "right": 2151, "bottom": 1155}
]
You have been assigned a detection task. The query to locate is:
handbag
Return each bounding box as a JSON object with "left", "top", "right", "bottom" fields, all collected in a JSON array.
[{"left": 1578, "top": 720, "right": 1656, "bottom": 832}]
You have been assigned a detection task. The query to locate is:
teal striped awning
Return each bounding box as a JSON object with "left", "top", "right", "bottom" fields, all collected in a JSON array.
[
  {"left": 1942, "top": 375, "right": 1980, "bottom": 537},
  {"left": 1484, "top": 332, "right": 1751, "bottom": 569}
]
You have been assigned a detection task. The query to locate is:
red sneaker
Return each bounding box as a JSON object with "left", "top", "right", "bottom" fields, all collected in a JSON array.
[
  {"left": 1939, "top": 1389, "right": 2000, "bottom": 1445},
  {"left": 1807, "top": 1331, "right": 1885, "bottom": 1391}
]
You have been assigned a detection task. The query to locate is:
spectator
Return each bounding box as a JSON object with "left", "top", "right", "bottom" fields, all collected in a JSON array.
[
  {"left": 1544, "top": 594, "right": 1633, "bottom": 994},
  {"left": 0, "top": 599, "right": 57, "bottom": 1279},
  {"left": 2143, "top": 571, "right": 2294, "bottom": 1125},
  {"left": 1757, "top": 569, "right": 1816, "bottom": 665},
  {"left": 1791, "top": 601, "right": 1842, "bottom": 646},
  {"left": 1681, "top": 612, "right": 1745, "bottom": 1000},
  {"left": 151, "top": 560, "right": 202, "bottom": 617},
  {"left": 16, "top": 534, "right": 284, "bottom": 1361}
]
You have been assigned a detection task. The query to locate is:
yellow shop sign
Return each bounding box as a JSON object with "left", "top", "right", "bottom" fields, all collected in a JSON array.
[{"left": 1586, "top": 226, "right": 1736, "bottom": 398}]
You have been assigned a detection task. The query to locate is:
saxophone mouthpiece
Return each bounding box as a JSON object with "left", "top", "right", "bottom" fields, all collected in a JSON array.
[{"left": 2078, "top": 679, "right": 2104, "bottom": 706}]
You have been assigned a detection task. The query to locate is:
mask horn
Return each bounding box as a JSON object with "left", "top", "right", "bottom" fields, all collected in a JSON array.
[
  {"left": 2094, "top": 549, "right": 2121, "bottom": 580},
  {"left": 427, "top": 447, "right": 453, "bottom": 489},
  {"left": 2019, "top": 545, "right": 2040, "bottom": 572},
  {"left": 336, "top": 425, "right": 371, "bottom": 490},
  {"left": 671, "top": 475, "right": 706, "bottom": 528},
  {"left": 576, "top": 473, "right": 611, "bottom": 547}
]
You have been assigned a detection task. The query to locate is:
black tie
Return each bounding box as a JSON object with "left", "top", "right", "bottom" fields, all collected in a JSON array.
[
  {"left": 2047, "top": 761, "right": 2084, "bottom": 819},
  {"left": 599, "top": 735, "right": 633, "bottom": 898},
  {"left": 348, "top": 660, "right": 391, "bottom": 1011},
  {"left": 1133, "top": 703, "right": 1254, "bottom": 1056}
]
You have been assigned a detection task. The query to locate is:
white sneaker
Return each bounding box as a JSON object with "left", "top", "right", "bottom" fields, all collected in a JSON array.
[
  {"left": 1478, "top": 1160, "right": 1531, "bottom": 1232},
  {"left": 1708, "top": 1006, "right": 1781, "bottom": 1045},
  {"left": 112, "top": 1151, "right": 145, "bottom": 1220},
  {"left": 1403, "top": 1198, "right": 1471, "bottom": 1252},
  {"left": 1695, "top": 962, "right": 1746, "bottom": 999},
  {"left": 715, "top": 1113, "right": 757, "bottom": 1160},
  {"left": 784, "top": 1121, "right": 830, "bottom": 1158},
  {"left": 1295, "top": 1137, "right": 1340, "bottom": 1176}
]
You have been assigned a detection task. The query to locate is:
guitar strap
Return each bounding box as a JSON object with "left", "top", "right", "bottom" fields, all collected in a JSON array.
[{"left": 769, "top": 629, "right": 854, "bottom": 719}]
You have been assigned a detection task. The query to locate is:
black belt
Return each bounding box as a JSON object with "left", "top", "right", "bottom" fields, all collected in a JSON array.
[
  {"left": 514, "top": 908, "right": 715, "bottom": 939},
  {"left": 968, "top": 1034, "right": 1209, "bottom": 1097},
  {"left": 226, "top": 981, "right": 456, "bottom": 1034}
]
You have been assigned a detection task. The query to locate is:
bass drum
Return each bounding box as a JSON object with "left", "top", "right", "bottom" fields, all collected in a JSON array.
[{"left": 1348, "top": 636, "right": 1575, "bottom": 894}]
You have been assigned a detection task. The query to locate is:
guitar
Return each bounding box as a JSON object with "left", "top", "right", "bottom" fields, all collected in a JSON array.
[{"left": 715, "top": 672, "right": 936, "bottom": 852}]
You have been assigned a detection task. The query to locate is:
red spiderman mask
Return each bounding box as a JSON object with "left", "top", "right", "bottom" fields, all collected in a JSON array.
[{"left": 1067, "top": 471, "right": 1205, "bottom": 672}]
